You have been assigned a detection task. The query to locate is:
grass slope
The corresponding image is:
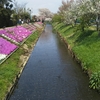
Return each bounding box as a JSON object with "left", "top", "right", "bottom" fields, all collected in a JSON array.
[{"left": 52, "top": 22, "right": 100, "bottom": 90}]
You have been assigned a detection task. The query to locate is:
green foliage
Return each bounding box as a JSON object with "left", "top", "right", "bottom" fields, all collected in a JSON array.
[
  {"left": 89, "top": 71, "right": 100, "bottom": 90},
  {"left": 0, "top": 0, "right": 32, "bottom": 27},
  {"left": 0, "top": 0, "right": 14, "bottom": 27},
  {"left": 52, "top": 14, "right": 62, "bottom": 23},
  {"left": 75, "top": 13, "right": 96, "bottom": 32},
  {"left": 11, "top": 13, "right": 18, "bottom": 25}
]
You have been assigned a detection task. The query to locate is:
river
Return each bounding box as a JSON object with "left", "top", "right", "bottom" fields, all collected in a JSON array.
[{"left": 9, "top": 24, "right": 100, "bottom": 100}]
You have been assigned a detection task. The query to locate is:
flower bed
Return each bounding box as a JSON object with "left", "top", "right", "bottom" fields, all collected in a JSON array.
[
  {"left": 0, "top": 37, "right": 18, "bottom": 62},
  {"left": 34, "top": 23, "right": 43, "bottom": 29},
  {"left": 23, "top": 24, "right": 37, "bottom": 32},
  {"left": 0, "top": 26, "right": 33, "bottom": 44},
  {"left": 0, "top": 23, "right": 42, "bottom": 64},
  {"left": 36, "top": 22, "right": 43, "bottom": 25}
]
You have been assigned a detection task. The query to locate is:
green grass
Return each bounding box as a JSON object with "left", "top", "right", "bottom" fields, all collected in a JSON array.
[
  {"left": 0, "top": 30, "right": 41, "bottom": 100},
  {"left": 52, "top": 22, "right": 100, "bottom": 90}
]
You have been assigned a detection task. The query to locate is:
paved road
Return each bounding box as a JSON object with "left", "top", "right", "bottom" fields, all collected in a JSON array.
[{"left": 10, "top": 24, "right": 100, "bottom": 100}]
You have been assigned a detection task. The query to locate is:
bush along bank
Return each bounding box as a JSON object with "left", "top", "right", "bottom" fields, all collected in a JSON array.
[
  {"left": 52, "top": 22, "right": 100, "bottom": 91},
  {"left": 0, "top": 29, "right": 42, "bottom": 100}
]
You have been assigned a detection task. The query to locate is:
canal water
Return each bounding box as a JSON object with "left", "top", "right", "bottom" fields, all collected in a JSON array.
[{"left": 9, "top": 24, "right": 100, "bottom": 100}]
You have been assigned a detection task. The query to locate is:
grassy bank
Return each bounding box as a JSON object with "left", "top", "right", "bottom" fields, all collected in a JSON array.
[
  {"left": 52, "top": 22, "right": 100, "bottom": 90},
  {"left": 0, "top": 30, "right": 41, "bottom": 100}
]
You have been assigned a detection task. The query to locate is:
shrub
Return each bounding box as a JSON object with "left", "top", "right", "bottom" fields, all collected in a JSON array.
[{"left": 89, "top": 71, "right": 100, "bottom": 90}]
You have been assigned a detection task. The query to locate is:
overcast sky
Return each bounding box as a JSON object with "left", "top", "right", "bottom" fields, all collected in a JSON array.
[{"left": 16, "top": 0, "right": 62, "bottom": 15}]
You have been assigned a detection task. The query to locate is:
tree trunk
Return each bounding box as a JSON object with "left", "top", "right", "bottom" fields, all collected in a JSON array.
[{"left": 96, "top": 22, "right": 99, "bottom": 31}]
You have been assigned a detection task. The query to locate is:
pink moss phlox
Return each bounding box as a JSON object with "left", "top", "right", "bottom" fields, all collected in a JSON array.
[{"left": 0, "top": 37, "right": 17, "bottom": 55}]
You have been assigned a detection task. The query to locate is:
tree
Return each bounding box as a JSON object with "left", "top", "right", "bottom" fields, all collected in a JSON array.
[
  {"left": 58, "top": 0, "right": 75, "bottom": 26},
  {"left": 90, "top": 0, "right": 100, "bottom": 33},
  {"left": 0, "top": 0, "right": 13, "bottom": 27},
  {"left": 76, "top": 0, "right": 100, "bottom": 33},
  {"left": 75, "top": 0, "right": 92, "bottom": 31},
  {"left": 38, "top": 8, "right": 53, "bottom": 18},
  {"left": 12, "top": 0, "right": 30, "bottom": 23},
  {"left": 52, "top": 14, "right": 62, "bottom": 22},
  {"left": 0, "top": 0, "right": 12, "bottom": 6},
  {"left": 32, "top": 15, "right": 37, "bottom": 22}
]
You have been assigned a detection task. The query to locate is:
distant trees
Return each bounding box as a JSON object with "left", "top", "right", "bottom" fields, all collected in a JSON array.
[
  {"left": 57, "top": 0, "right": 75, "bottom": 26},
  {"left": 75, "top": 0, "right": 100, "bottom": 33},
  {"left": 0, "top": 0, "right": 13, "bottom": 27},
  {"left": 0, "top": 0, "right": 31, "bottom": 28},
  {"left": 12, "top": 0, "right": 30, "bottom": 25},
  {"left": 38, "top": 8, "right": 53, "bottom": 18},
  {"left": 52, "top": 14, "right": 62, "bottom": 22},
  {"left": 52, "top": 0, "right": 100, "bottom": 34},
  {"left": 0, "top": 0, "right": 12, "bottom": 6}
]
